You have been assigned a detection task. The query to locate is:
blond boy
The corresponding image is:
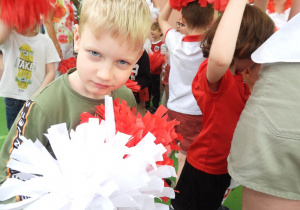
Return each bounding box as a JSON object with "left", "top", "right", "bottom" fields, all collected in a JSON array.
[{"left": 0, "top": 0, "right": 151, "bottom": 204}]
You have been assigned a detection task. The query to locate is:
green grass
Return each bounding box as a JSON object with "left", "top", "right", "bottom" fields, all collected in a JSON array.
[
  {"left": 224, "top": 186, "right": 242, "bottom": 209},
  {"left": 0, "top": 97, "right": 242, "bottom": 209}
]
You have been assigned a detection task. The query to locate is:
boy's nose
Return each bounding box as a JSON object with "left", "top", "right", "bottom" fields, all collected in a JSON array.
[{"left": 96, "top": 62, "right": 113, "bottom": 81}]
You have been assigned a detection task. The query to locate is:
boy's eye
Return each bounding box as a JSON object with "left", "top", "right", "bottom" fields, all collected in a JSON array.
[
  {"left": 90, "top": 51, "right": 100, "bottom": 56},
  {"left": 118, "top": 60, "right": 128, "bottom": 65}
]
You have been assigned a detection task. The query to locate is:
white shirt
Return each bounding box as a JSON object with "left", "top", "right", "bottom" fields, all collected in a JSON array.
[
  {"left": 0, "top": 31, "right": 60, "bottom": 100},
  {"left": 166, "top": 29, "right": 204, "bottom": 115}
]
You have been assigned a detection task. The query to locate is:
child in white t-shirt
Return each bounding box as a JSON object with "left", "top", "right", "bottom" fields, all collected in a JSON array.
[{"left": 0, "top": 13, "right": 60, "bottom": 130}]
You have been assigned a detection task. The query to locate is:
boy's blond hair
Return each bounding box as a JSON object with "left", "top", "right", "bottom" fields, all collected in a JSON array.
[{"left": 79, "top": 0, "right": 151, "bottom": 50}]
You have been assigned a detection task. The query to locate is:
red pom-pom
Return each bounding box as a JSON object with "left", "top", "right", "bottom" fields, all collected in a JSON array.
[
  {"left": 148, "top": 52, "right": 165, "bottom": 73},
  {"left": 169, "top": 0, "right": 194, "bottom": 11},
  {"left": 169, "top": 0, "right": 253, "bottom": 12},
  {"left": 80, "top": 99, "right": 182, "bottom": 167},
  {"left": 57, "top": 57, "right": 77, "bottom": 74},
  {"left": 0, "top": 0, "right": 52, "bottom": 32},
  {"left": 125, "top": 79, "right": 141, "bottom": 93}
]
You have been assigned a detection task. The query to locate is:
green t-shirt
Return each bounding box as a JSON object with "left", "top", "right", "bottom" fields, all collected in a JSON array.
[{"left": 0, "top": 69, "right": 136, "bottom": 203}]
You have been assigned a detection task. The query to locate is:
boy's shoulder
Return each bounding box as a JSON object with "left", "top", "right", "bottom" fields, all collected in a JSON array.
[{"left": 32, "top": 74, "right": 68, "bottom": 106}]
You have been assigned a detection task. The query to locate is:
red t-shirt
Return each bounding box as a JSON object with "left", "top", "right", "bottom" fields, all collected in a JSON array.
[{"left": 188, "top": 59, "right": 250, "bottom": 175}]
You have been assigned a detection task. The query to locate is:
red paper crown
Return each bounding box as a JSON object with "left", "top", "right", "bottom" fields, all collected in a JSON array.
[
  {"left": 0, "top": 0, "right": 52, "bottom": 32},
  {"left": 169, "top": 0, "right": 253, "bottom": 12}
]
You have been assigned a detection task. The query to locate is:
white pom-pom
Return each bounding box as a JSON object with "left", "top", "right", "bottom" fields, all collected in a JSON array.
[
  {"left": 146, "top": 0, "right": 160, "bottom": 20},
  {"left": 0, "top": 96, "right": 175, "bottom": 210}
]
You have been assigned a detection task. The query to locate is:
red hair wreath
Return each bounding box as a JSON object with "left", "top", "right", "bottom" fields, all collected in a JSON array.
[
  {"left": 169, "top": 0, "right": 253, "bottom": 12},
  {"left": 0, "top": 0, "right": 52, "bottom": 32}
]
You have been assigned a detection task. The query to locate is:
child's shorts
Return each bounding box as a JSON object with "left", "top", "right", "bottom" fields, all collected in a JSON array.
[
  {"left": 167, "top": 109, "right": 203, "bottom": 154},
  {"left": 228, "top": 63, "right": 300, "bottom": 200}
]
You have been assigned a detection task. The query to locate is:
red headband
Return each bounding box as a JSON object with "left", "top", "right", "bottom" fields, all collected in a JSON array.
[{"left": 169, "top": 0, "right": 253, "bottom": 12}]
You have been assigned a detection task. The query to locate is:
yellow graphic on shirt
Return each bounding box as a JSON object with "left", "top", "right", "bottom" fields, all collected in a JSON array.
[{"left": 15, "top": 44, "right": 34, "bottom": 89}]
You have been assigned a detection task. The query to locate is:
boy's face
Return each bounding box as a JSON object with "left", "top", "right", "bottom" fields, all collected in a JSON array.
[
  {"left": 151, "top": 27, "right": 162, "bottom": 41},
  {"left": 176, "top": 18, "right": 187, "bottom": 35},
  {"left": 71, "top": 25, "right": 142, "bottom": 99}
]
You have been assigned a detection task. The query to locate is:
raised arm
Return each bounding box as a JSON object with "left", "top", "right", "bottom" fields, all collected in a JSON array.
[
  {"left": 44, "top": 7, "right": 63, "bottom": 60},
  {"left": 254, "top": 0, "right": 269, "bottom": 12},
  {"left": 288, "top": 0, "right": 300, "bottom": 20},
  {"left": 206, "top": 0, "right": 247, "bottom": 84},
  {"left": 156, "top": 1, "right": 173, "bottom": 37}
]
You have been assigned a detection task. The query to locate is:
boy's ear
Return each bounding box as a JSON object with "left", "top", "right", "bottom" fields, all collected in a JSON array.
[
  {"left": 241, "top": 68, "right": 250, "bottom": 78},
  {"left": 74, "top": 24, "right": 80, "bottom": 52}
]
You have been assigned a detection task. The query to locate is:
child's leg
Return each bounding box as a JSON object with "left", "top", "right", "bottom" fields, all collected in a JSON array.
[
  {"left": 171, "top": 160, "right": 194, "bottom": 210},
  {"left": 137, "top": 101, "right": 147, "bottom": 116},
  {"left": 176, "top": 151, "right": 186, "bottom": 184},
  {"left": 151, "top": 74, "right": 160, "bottom": 109},
  {"left": 172, "top": 160, "right": 231, "bottom": 210},
  {"left": 145, "top": 77, "right": 152, "bottom": 110},
  {"left": 189, "top": 167, "right": 231, "bottom": 210},
  {"left": 173, "top": 112, "right": 203, "bottom": 184},
  {"left": 4, "top": 98, "right": 26, "bottom": 130}
]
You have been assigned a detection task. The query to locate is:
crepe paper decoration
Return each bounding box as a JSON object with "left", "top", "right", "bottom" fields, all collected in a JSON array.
[
  {"left": 80, "top": 98, "right": 182, "bottom": 167},
  {"left": 125, "top": 79, "right": 141, "bottom": 93},
  {"left": 148, "top": 53, "right": 165, "bottom": 73},
  {"left": 162, "top": 64, "right": 170, "bottom": 86},
  {"left": 267, "top": 0, "right": 293, "bottom": 14},
  {"left": 169, "top": 0, "right": 254, "bottom": 12},
  {"left": 146, "top": 0, "right": 160, "bottom": 19},
  {"left": 0, "top": 96, "right": 176, "bottom": 210},
  {"left": 57, "top": 57, "right": 77, "bottom": 74},
  {"left": 0, "top": 0, "right": 52, "bottom": 32},
  {"left": 66, "top": 2, "right": 76, "bottom": 24}
]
